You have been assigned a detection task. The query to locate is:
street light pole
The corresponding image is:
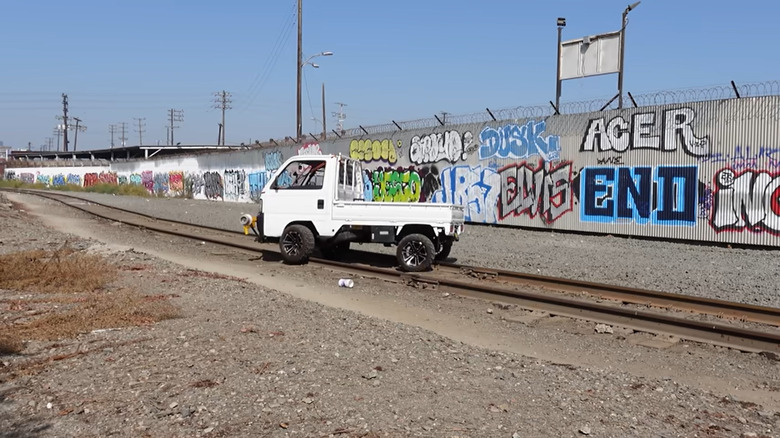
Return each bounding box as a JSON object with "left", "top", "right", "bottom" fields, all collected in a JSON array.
[
  {"left": 618, "top": 1, "right": 641, "bottom": 109},
  {"left": 555, "top": 17, "right": 566, "bottom": 114},
  {"left": 296, "top": 0, "right": 303, "bottom": 142}
]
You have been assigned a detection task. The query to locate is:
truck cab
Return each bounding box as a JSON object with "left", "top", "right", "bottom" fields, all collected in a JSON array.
[{"left": 242, "top": 154, "right": 464, "bottom": 272}]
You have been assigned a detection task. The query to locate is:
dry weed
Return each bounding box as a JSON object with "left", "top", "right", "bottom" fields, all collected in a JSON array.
[
  {"left": 0, "top": 246, "right": 116, "bottom": 293},
  {"left": 0, "top": 245, "right": 181, "bottom": 360}
]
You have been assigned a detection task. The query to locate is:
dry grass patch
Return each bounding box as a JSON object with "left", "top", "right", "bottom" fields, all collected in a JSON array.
[
  {"left": 0, "top": 247, "right": 115, "bottom": 293},
  {"left": 0, "top": 245, "right": 181, "bottom": 357}
]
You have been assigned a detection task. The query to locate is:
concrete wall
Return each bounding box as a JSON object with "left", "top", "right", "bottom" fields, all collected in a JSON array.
[{"left": 5, "top": 96, "right": 780, "bottom": 247}]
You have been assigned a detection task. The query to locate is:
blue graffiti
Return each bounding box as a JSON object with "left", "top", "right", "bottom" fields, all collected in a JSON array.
[
  {"left": 153, "top": 173, "right": 169, "bottom": 194},
  {"left": 248, "top": 171, "right": 270, "bottom": 202},
  {"left": 581, "top": 166, "right": 698, "bottom": 225},
  {"left": 66, "top": 174, "right": 81, "bottom": 186},
  {"left": 478, "top": 120, "right": 561, "bottom": 162},
  {"left": 432, "top": 165, "right": 501, "bottom": 223},
  {"left": 52, "top": 174, "right": 66, "bottom": 186},
  {"left": 264, "top": 150, "right": 283, "bottom": 172},
  {"left": 362, "top": 171, "right": 374, "bottom": 201}
]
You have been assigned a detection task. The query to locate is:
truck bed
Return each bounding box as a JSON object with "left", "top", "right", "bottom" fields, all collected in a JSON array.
[{"left": 331, "top": 200, "right": 465, "bottom": 227}]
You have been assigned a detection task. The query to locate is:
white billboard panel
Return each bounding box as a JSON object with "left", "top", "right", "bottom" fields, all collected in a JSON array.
[{"left": 559, "top": 31, "right": 621, "bottom": 80}]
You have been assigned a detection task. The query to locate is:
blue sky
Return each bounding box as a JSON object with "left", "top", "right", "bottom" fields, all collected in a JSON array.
[{"left": 1, "top": 0, "right": 778, "bottom": 151}]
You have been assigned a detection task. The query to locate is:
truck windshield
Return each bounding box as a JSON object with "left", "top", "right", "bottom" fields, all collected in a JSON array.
[{"left": 274, "top": 160, "right": 326, "bottom": 190}]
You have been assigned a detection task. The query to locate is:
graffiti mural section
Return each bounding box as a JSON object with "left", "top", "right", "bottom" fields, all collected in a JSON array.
[{"left": 4, "top": 96, "right": 780, "bottom": 246}]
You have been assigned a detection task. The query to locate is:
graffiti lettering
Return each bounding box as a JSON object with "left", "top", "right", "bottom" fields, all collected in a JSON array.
[
  {"left": 711, "top": 169, "right": 780, "bottom": 235},
  {"left": 264, "top": 150, "right": 284, "bottom": 171},
  {"left": 581, "top": 166, "right": 698, "bottom": 225},
  {"left": 479, "top": 121, "right": 561, "bottom": 161},
  {"left": 350, "top": 139, "right": 399, "bottom": 164},
  {"left": 141, "top": 171, "right": 154, "bottom": 193},
  {"left": 203, "top": 172, "right": 223, "bottom": 200},
  {"left": 36, "top": 174, "right": 51, "bottom": 185},
  {"left": 409, "top": 131, "right": 472, "bottom": 165},
  {"left": 223, "top": 169, "right": 247, "bottom": 201},
  {"left": 697, "top": 146, "right": 780, "bottom": 171},
  {"left": 169, "top": 171, "right": 184, "bottom": 195},
  {"left": 20, "top": 173, "right": 34, "bottom": 184},
  {"left": 153, "top": 173, "right": 169, "bottom": 194},
  {"left": 432, "top": 165, "right": 501, "bottom": 223},
  {"left": 581, "top": 108, "right": 710, "bottom": 157},
  {"left": 248, "top": 171, "right": 270, "bottom": 202},
  {"left": 298, "top": 143, "right": 321, "bottom": 156},
  {"left": 498, "top": 161, "right": 573, "bottom": 224},
  {"left": 367, "top": 167, "right": 421, "bottom": 203},
  {"left": 596, "top": 156, "right": 624, "bottom": 165}
]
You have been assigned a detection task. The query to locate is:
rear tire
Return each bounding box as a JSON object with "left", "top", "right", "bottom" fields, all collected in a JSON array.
[
  {"left": 435, "top": 240, "right": 453, "bottom": 261},
  {"left": 280, "top": 224, "right": 315, "bottom": 264},
  {"left": 396, "top": 233, "right": 435, "bottom": 272}
]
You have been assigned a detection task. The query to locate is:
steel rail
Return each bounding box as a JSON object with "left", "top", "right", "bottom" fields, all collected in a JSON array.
[
  {"left": 435, "top": 262, "right": 780, "bottom": 327},
  {"left": 6, "top": 188, "right": 780, "bottom": 354}
]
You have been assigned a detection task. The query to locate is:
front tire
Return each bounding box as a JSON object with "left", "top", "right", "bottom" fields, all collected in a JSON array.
[
  {"left": 280, "top": 224, "right": 315, "bottom": 264},
  {"left": 396, "top": 234, "right": 435, "bottom": 272}
]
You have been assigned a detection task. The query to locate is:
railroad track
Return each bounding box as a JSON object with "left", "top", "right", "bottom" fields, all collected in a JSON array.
[{"left": 6, "top": 188, "right": 780, "bottom": 355}]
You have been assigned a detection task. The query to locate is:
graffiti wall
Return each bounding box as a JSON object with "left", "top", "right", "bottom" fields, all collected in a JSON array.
[{"left": 5, "top": 96, "right": 780, "bottom": 247}]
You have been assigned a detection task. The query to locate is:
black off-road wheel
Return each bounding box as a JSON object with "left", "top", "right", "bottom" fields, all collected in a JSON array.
[
  {"left": 435, "top": 240, "right": 453, "bottom": 261},
  {"left": 280, "top": 224, "right": 315, "bottom": 264},
  {"left": 396, "top": 233, "right": 435, "bottom": 272}
]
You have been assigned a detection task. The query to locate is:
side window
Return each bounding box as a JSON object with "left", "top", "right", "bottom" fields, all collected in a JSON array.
[{"left": 273, "top": 160, "right": 326, "bottom": 190}]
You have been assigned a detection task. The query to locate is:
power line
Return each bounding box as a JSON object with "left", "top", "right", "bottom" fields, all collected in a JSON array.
[
  {"left": 212, "top": 91, "right": 232, "bottom": 145},
  {"left": 239, "top": 1, "right": 297, "bottom": 112}
]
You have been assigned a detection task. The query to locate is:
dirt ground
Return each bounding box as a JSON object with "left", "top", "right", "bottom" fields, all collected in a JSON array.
[{"left": 1, "top": 192, "right": 778, "bottom": 437}]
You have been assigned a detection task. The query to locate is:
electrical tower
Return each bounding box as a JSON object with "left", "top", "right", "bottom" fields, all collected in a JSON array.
[
  {"left": 52, "top": 127, "right": 62, "bottom": 151},
  {"left": 167, "top": 109, "right": 184, "bottom": 145},
  {"left": 61, "top": 94, "right": 69, "bottom": 152},
  {"left": 118, "top": 122, "right": 128, "bottom": 147},
  {"left": 213, "top": 91, "right": 232, "bottom": 145},
  {"left": 133, "top": 117, "right": 146, "bottom": 146},
  {"left": 109, "top": 124, "right": 119, "bottom": 148},
  {"left": 332, "top": 102, "right": 347, "bottom": 133}
]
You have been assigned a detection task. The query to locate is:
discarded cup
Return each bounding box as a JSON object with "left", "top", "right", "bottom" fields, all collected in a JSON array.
[{"left": 338, "top": 278, "right": 354, "bottom": 288}]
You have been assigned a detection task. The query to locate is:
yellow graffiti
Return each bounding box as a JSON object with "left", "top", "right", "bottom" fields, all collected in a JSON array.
[{"left": 350, "top": 139, "right": 398, "bottom": 164}]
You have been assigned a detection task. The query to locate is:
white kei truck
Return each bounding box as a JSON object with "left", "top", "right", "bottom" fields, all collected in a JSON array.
[{"left": 240, "top": 154, "right": 465, "bottom": 272}]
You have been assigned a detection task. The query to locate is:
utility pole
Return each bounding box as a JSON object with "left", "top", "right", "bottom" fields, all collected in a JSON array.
[
  {"left": 61, "top": 94, "right": 69, "bottom": 152},
  {"left": 109, "top": 124, "right": 118, "bottom": 148},
  {"left": 45, "top": 137, "right": 53, "bottom": 151},
  {"left": 52, "top": 127, "right": 61, "bottom": 151},
  {"left": 321, "top": 83, "right": 326, "bottom": 140},
  {"left": 133, "top": 117, "right": 146, "bottom": 146},
  {"left": 72, "top": 117, "right": 86, "bottom": 151},
  {"left": 332, "top": 102, "right": 347, "bottom": 133},
  {"left": 212, "top": 91, "right": 232, "bottom": 145},
  {"left": 168, "top": 109, "right": 183, "bottom": 145},
  {"left": 119, "top": 122, "right": 128, "bottom": 147},
  {"left": 618, "top": 1, "right": 641, "bottom": 109},
  {"left": 296, "top": 0, "right": 303, "bottom": 142}
]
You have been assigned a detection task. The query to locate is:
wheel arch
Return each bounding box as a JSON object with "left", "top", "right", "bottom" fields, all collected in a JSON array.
[{"left": 396, "top": 224, "right": 436, "bottom": 243}]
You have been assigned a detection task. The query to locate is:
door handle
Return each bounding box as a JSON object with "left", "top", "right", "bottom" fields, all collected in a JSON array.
[{"left": 317, "top": 199, "right": 324, "bottom": 209}]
